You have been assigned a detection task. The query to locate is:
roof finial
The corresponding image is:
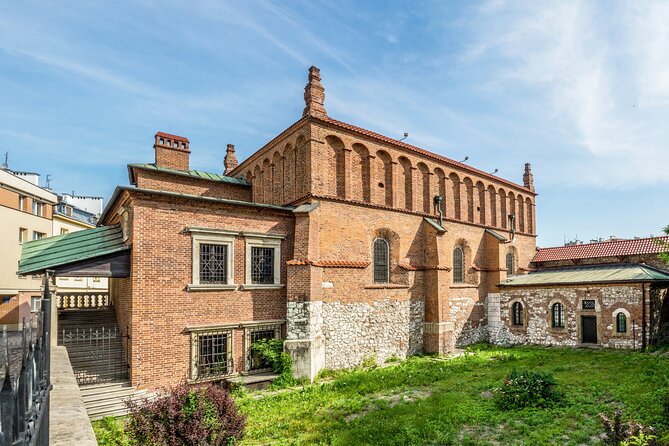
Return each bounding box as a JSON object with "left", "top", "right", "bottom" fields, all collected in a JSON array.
[
  {"left": 224, "top": 144, "right": 238, "bottom": 175},
  {"left": 302, "top": 66, "right": 327, "bottom": 118},
  {"left": 523, "top": 163, "right": 534, "bottom": 191}
]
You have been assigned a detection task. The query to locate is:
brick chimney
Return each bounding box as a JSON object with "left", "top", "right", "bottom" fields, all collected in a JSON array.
[
  {"left": 224, "top": 144, "right": 238, "bottom": 175},
  {"left": 302, "top": 66, "right": 328, "bottom": 118},
  {"left": 154, "top": 132, "right": 190, "bottom": 171},
  {"left": 523, "top": 163, "right": 534, "bottom": 191}
]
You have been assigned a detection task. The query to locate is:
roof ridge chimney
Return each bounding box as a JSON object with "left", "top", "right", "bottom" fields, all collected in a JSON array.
[
  {"left": 154, "top": 131, "right": 190, "bottom": 171},
  {"left": 523, "top": 163, "right": 534, "bottom": 191},
  {"left": 302, "top": 66, "right": 328, "bottom": 118},
  {"left": 224, "top": 144, "right": 238, "bottom": 175}
]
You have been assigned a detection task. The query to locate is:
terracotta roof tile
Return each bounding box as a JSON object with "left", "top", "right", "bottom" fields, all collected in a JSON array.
[
  {"left": 399, "top": 263, "right": 451, "bottom": 271},
  {"left": 286, "top": 259, "right": 370, "bottom": 268},
  {"left": 533, "top": 236, "right": 669, "bottom": 262}
]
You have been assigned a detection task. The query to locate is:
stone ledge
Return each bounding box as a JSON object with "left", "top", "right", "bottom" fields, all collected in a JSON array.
[
  {"left": 364, "top": 284, "right": 410, "bottom": 289},
  {"left": 50, "top": 346, "right": 97, "bottom": 446}
]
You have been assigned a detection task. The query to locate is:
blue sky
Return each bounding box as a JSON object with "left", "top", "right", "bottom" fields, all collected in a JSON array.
[{"left": 1, "top": 0, "right": 667, "bottom": 247}]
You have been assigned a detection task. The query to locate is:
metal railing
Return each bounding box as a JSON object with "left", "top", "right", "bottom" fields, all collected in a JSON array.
[
  {"left": 60, "top": 326, "right": 128, "bottom": 386},
  {"left": 1, "top": 278, "right": 52, "bottom": 446}
]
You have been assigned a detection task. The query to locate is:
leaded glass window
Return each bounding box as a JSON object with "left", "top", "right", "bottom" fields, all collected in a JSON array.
[
  {"left": 373, "top": 239, "right": 390, "bottom": 283},
  {"left": 506, "top": 252, "right": 515, "bottom": 276},
  {"left": 551, "top": 303, "right": 564, "bottom": 328},
  {"left": 251, "top": 247, "right": 274, "bottom": 284},
  {"left": 192, "top": 331, "right": 231, "bottom": 380},
  {"left": 512, "top": 302, "right": 524, "bottom": 326},
  {"left": 199, "top": 244, "right": 228, "bottom": 284},
  {"left": 616, "top": 312, "right": 627, "bottom": 333},
  {"left": 453, "top": 247, "right": 464, "bottom": 283}
]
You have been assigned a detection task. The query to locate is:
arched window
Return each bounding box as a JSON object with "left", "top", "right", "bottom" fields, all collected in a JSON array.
[
  {"left": 616, "top": 312, "right": 627, "bottom": 333},
  {"left": 453, "top": 247, "right": 464, "bottom": 283},
  {"left": 512, "top": 302, "right": 523, "bottom": 326},
  {"left": 373, "top": 239, "right": 390, "bottom": 283},
  {"left": 551, "top": 303, "right": 564, "bottom": 328},
  {"left": 506, "top": 252, "right": 515, "bottom": 276}
]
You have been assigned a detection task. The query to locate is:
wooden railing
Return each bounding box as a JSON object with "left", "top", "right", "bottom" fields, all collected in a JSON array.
[{"left": 56, "top": 293, "right": 112, "bottom": 310}]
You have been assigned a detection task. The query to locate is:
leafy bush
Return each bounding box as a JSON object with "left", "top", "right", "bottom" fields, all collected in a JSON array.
[
  {"left": 126, "top": 382, "right": 245, "bottom": 446},
  {"left": 251, "top": 338, "right": 297, "bottom": 388},
  {"left": 663, "top": 390, "right": 669, "bottom": 419},
  {"left": 93, "top": 417, "right": 131, "bottom": 446},
  {"left": 600, "top": 410, "right": 658, "bottom": 446},
  {"left": 493, "top": 368, "right": 562, "bottom": 409}
]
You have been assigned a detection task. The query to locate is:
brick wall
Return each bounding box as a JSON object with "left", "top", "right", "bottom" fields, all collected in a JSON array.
[
  {"left": 233, "top": 119, "right": 536, "bottom": 237},
  {"left": 133, "top": 169, "right": 251, "bottom": 202},
  {"left": 124, "top": 192, "right": 294, "bottom": 389}
]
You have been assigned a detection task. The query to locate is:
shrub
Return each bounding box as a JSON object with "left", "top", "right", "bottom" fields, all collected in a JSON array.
[
  {"left": 126, "top": 382, "right": 245, "bottom": 446},
  {"left": 251, "top": 338, "right": 297, "bottom": 388},
  {"left": 663, "top": 390, "right": 669, "bottom": 419},
  {"left": 599, "top": 410, "right": 658, "bottom": 446},
  {"left": 93, "top": 416, "right": 131, "bottom": 446},
  {"left": 493, "top": 368, "right": 562, "bottom": 410}
]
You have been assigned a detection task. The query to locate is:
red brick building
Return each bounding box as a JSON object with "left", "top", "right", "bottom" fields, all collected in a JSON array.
[{"left": 20, "top": 67, "right": 538, "bottom": 390}]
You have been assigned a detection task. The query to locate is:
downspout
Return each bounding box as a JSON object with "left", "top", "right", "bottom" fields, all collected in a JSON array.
[
  {"left": 505, "top": 214, "right": 516, "bottom": 243},
  {"left": 433, "top": 195, "right": 444, "bottom": 227}
]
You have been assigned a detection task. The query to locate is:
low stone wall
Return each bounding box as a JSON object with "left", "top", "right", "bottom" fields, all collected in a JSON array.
[
  {"left": 50, "top": 346, "right": 97, "bottom": 446},
  {"left": 321, "top": 298, "right": 424, "bottom": 369},
  {"left": 491, "top": 285, "right": 643, "bottom": 349},
  {"left": 451, "top": 297, "right": 489, "bottom": 347}
]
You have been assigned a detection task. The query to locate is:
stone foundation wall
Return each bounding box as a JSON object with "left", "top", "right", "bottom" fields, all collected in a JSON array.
[
  {"left": 451, "top": 296, "right": 489, "bottom": 347},
  {"left": 321, "top": 298, "right": 424, "bottom": 369},
  {"left": 492, "top": 285, "right": 643, "bottom": 349}
]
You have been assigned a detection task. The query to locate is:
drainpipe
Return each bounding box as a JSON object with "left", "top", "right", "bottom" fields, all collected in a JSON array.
[
  {"left": 433, "top": 195, "right": 444, "bottom": 227},
  {"left": 505, "top": 214, "right": 516, "bottom": 243}
]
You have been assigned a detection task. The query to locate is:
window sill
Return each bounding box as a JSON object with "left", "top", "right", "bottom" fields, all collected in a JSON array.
[
  {"left": 364, "top": 283, "right": 410, "bottom": 289},
  {"left": 240, "top": 284, "right": 285, "bottom": 290},
  {"left": 450, "top": 284, "right": 478, "bottom": 289},
  {"left": 187, "top": 284, "right": 238, "bottom": 292}
]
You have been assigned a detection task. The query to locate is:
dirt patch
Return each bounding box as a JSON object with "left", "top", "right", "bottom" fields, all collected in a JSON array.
[{"left": 344, "top": 388, "right": 432, "bottom": 422}]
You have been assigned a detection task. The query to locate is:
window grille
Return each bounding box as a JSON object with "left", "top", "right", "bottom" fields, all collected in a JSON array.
[
  {"left": 251, "top": 247, "right": 274, "bottom": 284},
  {"left": 192, "top": 330, "right": 232, "bottom": 380},
  {"left": 373, "top": 239, "right": 390, "bottom": 283},
  {"left": 512, "top": 302, "right": 523, "bottom": 326},
  {"left": 551, "top": 303, "right": 564, "bottom": 328},
  {"left": 246, "top": 324, "right": 282, "bottom": 371},
  {"left": 582, "top": 300, "right": 595, "bottom": 310},
  {"left": 616, "top": 313, "right": 627, "bottom": 333},
  {"left": 200, "top": 244, "right": 228, "bottom": 284},
  {"left": 506, "top": 252, "right": 515, "bottom": 276},
  {"left": 453, "top": 247, "right": 464, "bottom": 283}
]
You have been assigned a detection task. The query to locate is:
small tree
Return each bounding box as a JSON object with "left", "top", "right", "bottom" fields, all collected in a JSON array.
[{"left": 658, "top": 225, "right": 669, "bottom": 265}]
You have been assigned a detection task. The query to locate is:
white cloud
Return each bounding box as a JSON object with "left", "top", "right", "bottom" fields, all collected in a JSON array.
[{"left": 463, "top": 0, "right": 669, "bottom": 187}]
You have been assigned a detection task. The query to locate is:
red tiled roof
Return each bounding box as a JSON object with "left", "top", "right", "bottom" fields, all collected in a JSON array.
[
  {"left": 155, "top": 131, "right": 190, "bottom": 143},
  {"left": 398, "top": 263, "right": 451, "bottom": 271},
  {"left": 533, "top": 236, "right": 669, "bottom": 262}
]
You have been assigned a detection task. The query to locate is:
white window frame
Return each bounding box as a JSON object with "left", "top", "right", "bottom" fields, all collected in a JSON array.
[
  {"left": 18, "top": 195, "right": 26, "bottom": 211},
  {"left": 32, "top": 201, "right": 43, "bottom": 217},
  {"left": 32, "top": 231, "right": 45, "bottom": 241},
  {"left": 188, "top": 231, "right": 236, "bottom": 291},
  {"left": 30, "top": 296, "right": 41, "bottom": 312},
  {"left": 243, "top": 236, "right": 283, "bottom": 289},
  {"left": 19, "top": 227, "right": 27, "bottom": 244}
]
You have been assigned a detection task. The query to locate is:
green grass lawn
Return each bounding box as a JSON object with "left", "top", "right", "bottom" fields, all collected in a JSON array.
[{"left": 95, "top": 344, "right": 669, "bottom": 445}]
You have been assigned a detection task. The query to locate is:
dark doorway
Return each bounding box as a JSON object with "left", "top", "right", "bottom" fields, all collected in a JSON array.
[{"left": 581, "top": 316, "right": 598, "bottom": 344}]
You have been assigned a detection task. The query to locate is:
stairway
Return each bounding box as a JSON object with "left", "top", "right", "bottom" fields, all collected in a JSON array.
[
  {"left": 59, "top": 308, "right": 156, "bottom": 419},
  {"left": 80, "top": 381, "right": 158, "bottom": 420},
  {"left": 58, "top": 308, "right": 128, "bottom": 386}
]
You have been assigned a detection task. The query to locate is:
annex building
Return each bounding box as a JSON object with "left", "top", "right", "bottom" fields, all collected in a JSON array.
[{"left": 20, "top": 66, "right": 539, "bottom": 390}]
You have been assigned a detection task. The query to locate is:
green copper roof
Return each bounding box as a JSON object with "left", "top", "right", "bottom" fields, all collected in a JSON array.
[
  {"left": 18, "top": 225, "right": 129, "bottom": 275},
  {"left": 499, "top": 264, "right": 669, "bottom": 287},
  {"left": 128, "top": 163, "right": 250, "bottom": 186}
]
